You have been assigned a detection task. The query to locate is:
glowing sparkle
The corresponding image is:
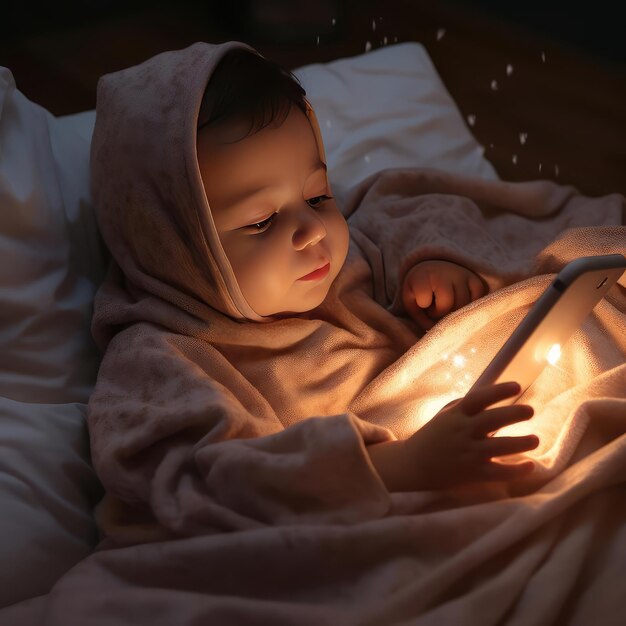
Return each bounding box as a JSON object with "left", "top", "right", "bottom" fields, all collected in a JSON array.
[
  {"left": 541, "top": 51, "right": 546, "bottom": 63},
  {"left": 332, "top": 18, "right": 336, "bottom": 25},
  {"left": 437, "top": 28, "right": 446, "bottom": 41},
  {"left": 453, "top": 354, "right": 466, "bottom": 368},
  {"left": 491, "top": 79, "right": 498, "bottom": 91},
  {"left": 364, "top": 154, "right": 371, "bottom": 163},
  {"left": 383, "top": 36, "right": 388, "bottom": 45},
  {"left": 365, "top": 41, "right": 372, "bottom": 52},
  {"left": 539, "top": 163, "right": 543, "bottom": 173},
  {"left": 506, "top": 64, "right": 514, "bottom": 76},
  {"left": 317, "top": 35, "right": 320, "bottom": 45},
  {"left": 512, "top": 154, "right": 518, "bottom": 165},
  {"left": 467, "top": 114, "right": 476, "bottom": 127},
  {"left": 546, "top": 343, "right": 562, "bottom": 366},
  {"left": 470, "top": 347, "right": 477, "bottom": 354},
  {"left": 394, "top": 36, "right": 398, "bottom": 42},
  {"left": 519, "top": 132, "right": 528, "bottom": 144},
  {"left": 555, "top": 164, "right": 560, "bottom": 176},
  {"left": 372, "top": 19, "right": 377, "bottom": 31}
]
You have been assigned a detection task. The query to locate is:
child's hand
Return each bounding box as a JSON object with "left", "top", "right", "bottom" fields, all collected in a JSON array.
[
  {"left": 367, "top": 382, "right": 538, "bottom": 492},
  {"left": 402, "top": 260, "right": 487, "bottom": 330}
]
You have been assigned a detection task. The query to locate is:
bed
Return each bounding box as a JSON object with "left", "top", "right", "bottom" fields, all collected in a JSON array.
[{"left": 0, "top": 41, "right": 624, "bottom": 624}]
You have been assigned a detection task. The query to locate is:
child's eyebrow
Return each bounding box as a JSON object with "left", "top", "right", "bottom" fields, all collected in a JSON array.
[{"left": 227, "top": 161, "right": 327, "bottom": 211}]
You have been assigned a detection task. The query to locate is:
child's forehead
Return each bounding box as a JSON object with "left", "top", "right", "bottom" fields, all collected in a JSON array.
[
  {"left": 214, "top": 154, "right": 326, "bottom": 205},
  {"left": 200, "top": 110, "right": 319, "bottom": 168},
  {"left": 205, "top": 110, "right": 310, "bottom": 148}
]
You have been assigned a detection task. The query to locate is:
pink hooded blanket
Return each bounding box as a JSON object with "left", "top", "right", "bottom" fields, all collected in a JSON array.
[{"left": 9, "top": 41, "right": 625, "bottom": 625}]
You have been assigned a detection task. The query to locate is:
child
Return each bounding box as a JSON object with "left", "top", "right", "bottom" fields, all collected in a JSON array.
[
  {"left": 88, "top": 41, "right": 539, "bottom": 537},
  {"left": 194, "top": 47, "right": 538, "bottom": 492}
]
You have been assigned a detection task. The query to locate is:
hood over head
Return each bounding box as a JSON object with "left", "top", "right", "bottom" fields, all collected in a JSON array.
[{"left": 90, "top": 41, "right": 328, "bottom": 326}]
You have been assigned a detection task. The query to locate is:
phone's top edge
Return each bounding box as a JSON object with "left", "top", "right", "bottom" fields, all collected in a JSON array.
[{"left": 556, "top": 254, "right": 626, "bottom": 287}]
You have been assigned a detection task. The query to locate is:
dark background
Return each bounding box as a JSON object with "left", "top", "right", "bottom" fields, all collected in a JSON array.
[{"left": 1, "top": 0, "right": 625, "bottom": 197}]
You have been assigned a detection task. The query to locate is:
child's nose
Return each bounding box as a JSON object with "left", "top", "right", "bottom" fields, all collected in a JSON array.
[{"left": 292, "top": 206, "right": 327, "bottom": 250}]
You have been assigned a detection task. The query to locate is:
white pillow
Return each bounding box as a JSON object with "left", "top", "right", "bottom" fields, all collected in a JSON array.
[
  {"left": 293, "top": 43, "right": 498, "bottom": 205},
  {"left": 0, "top": 41, "right": 497, "bottom": 607},
  {"left": 0, "top": 70, "right": 107, "bottom": 404},
  {"left": 0, "top": 399, "right": 101, "bottom": 606},
  {"left": 0, "top": 67, "right": 105, "bottom": 607}
]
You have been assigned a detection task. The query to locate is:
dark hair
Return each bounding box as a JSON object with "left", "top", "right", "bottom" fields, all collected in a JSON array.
[{"left": 197, "top": 48, "right": 308, "bottom": 143}]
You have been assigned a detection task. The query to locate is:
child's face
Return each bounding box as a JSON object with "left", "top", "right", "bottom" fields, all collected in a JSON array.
[{"left": 197, "top": 105, "right": 349, "bottom": 316}]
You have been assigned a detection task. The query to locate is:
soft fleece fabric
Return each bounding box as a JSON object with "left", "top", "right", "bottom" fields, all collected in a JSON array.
[{"left": 11, "top": 41, "right": 625, "bottom": 625}]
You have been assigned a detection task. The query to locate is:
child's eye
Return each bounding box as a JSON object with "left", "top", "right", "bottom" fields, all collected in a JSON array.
[
  {"left": 244, "top": 196, "right": 333, "bottom": 234},
  {"left": 248, "top": 214, "right": 276, "bottom": 232},
  {"left": 307, "top": 194, "right": 333, "bottom": 208}
]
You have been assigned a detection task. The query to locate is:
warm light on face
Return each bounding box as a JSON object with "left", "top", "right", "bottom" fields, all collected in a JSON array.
[{"left": 546, "top": 343, "right": 562, "bottom": 366}]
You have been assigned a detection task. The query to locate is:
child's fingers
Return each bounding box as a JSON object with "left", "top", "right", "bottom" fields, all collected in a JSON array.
[
  {"left": 461, "top": 381, "right": 521, "bottom": 415},
  {"left": 430, "top": 281, "right": 454, "bottom": 318},
  {"left": 402, "top": 285, "right": 435, "bottom": 330},
  {"left": 469, "top": 274, "right": 487, "bottom": 301},
  {"left": 472, "top": 404, "right": 534, "bottom": 437},
  {"left": 453, "top": 280, "right": 471, "bottom": 310},
  {"left": 409, "top": 273, "right": 435, "bottom": 309},
  {"left": 479, "top": 434, "right": 540, "bottom": 457},
  {"left": 479, "top": 459, "right": 535, "bottom": 482}
]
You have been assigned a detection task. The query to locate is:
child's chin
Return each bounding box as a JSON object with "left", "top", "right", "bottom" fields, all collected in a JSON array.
[{"left": 272, "top": 287, "right": 331, "bottom": 317}]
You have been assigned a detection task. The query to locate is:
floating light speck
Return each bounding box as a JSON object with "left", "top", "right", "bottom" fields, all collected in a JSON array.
[
  {"left": 317, "top": 35, "right": 320, "bottom": 45},
  {"left": 332, "top": 18, "right": 336, "bottom": 26},
  {"left": 555, "top": 164, "right": 560, "bottom": 176},
  {"left": 326, "top": 119, "right": 332, "bottom": 128},
  {"left": 372, "top": 19, "right": 377, "bottom": 31},
  {"left": 512, "top": 154, "right": 518, "bottom": 165},
  {"left": 470, "top": 347, "right": 477, "bottom": 354},
  {"left": 519, "top": 132, "right": 528, "bottom": 145},
  {"left": 506, "top": 64, "right": 514, "bottom": 76},
  {"left": 467, "top": 114, "right": 476, "bottom": 127},
  {"left": 364, "top": 154, "right": 371, "bottom": 163},
  {"left": 394, "top": 36, "right": 398, "bottom": 42},
  {"left": 490, "top": 143, "right": 494, "bottom": 149},
  {"left": 437, "top": 28, "right": 446, "bottom": 41},
  {"left": 491, "top": 79, "right": 498, "bottom": 91},
  {"left": 383, "top": 36, "right": 388, "bottom": 45},
  {"left": 365, "top": 41, "right": 372, "bottom": 52},
  {"left": 541, "top": 51, "right": 546, "bottom": 63},
  {"left": 539, "top": 163, "right": 543, "bottom": 173}
]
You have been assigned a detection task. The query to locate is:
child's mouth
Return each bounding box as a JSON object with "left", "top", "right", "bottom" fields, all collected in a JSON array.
[{"left": 298, "top": 262, "right": 331, "bottom": 281}]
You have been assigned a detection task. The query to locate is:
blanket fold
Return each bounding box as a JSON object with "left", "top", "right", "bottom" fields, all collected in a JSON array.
[
  {"left": 344, "top": 167, "right": 624, "bottom": 312},
  {"left": 90, "top": 321, "right": 393, "bottom": 534}
]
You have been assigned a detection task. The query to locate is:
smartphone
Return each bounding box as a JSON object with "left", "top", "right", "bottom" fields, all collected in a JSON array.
[{"left": 468, "top": 254, "right": 626, "bottom": 405}]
